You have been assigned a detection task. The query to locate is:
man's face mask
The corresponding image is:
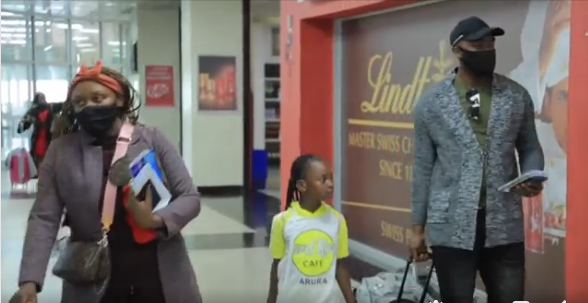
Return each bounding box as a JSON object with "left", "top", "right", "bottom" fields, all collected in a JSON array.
[{"left": 459, "top": 47, "right": 497, "bottom": 77}]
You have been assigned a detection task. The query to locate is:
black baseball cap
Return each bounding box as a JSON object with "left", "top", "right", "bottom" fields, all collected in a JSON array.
[{"left": 450, "top": 16, "right": 504, "bottom": 47}]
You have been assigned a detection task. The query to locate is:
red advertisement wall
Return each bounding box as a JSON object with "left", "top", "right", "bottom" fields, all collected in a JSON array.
[{"left": 280, "top": 0, "right": 588, "bottom": 300}]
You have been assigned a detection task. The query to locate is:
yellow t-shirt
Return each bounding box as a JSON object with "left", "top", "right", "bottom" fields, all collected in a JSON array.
[{"left": 270, "top": 201, "right": 349, "bottom": 303}]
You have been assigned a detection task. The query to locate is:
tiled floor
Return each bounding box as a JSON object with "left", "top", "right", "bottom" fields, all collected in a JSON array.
[
  {"left": 0, "top": 169, "right": 280, "bottom": 302},
  {"left": 266, "top": 167, "right": 281, "bottom": 191}
]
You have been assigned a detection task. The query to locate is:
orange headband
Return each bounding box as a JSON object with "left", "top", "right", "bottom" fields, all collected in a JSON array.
[{"left": 71, "top": 60, "right": 123, "bottom": 94}]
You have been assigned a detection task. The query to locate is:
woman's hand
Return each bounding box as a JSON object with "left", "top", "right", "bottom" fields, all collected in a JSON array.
[
  {"left": 126, "top": 186, "right": 162, "bottom": 229},
  {"left": 12, "top": 283, "right": 37, "bottom": 303}
]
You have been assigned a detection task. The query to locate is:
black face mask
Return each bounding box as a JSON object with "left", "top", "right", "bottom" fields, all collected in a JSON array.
[
  {"left": 459, "top": 48, "right": 496, "bottom": 77},
  {"left": 74, "top": 105, "right": 122, "bottom": 137}
]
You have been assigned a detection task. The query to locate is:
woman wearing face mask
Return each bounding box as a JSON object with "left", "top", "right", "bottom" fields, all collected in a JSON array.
[{"left": 15, "top": 60, "right": 203, "bottom": 303}]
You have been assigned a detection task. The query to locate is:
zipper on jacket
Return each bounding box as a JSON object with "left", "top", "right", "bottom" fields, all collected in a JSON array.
[{"left": 480, "top": 150, "right": 488, "bottom": 209}]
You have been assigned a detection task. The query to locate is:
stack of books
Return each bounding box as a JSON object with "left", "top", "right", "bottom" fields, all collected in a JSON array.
[{"left": 129, "top": 149, "right": 171, "bottom": 212}]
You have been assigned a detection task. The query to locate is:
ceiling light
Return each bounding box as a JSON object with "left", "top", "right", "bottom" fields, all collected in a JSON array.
[
  {"left": 1, "top": 12, "right": 16, "bottom": 16},
  {"left": 44, "top": 45, "right": 53, "bottom": 51},
  {"left": 0, "top": 33, "right": 26, "bottom": 39},
  {"left": 8, "top": 40, "right": 26, "bottom": 45},
  {"left": 55, "top": 23, "right": 84, "bottom": 30},
  {"left": 1, "top": 20, "right": 25, "bottom": 25},
  {"left": 2, "top": 27, "right": 26, "bottom": 33},
  {"left": 80, "top": 48, "right": 96, "bottom": 53},
  {"left": 73, "top": 36, "right": 89, "bottom": 41},
  {"left": 77, "top": 43, "right": 93, "bottom": 48},
  {"left": 79, "top": 28, "right": 99, "bottom": 34},
  {"left": 108, "top": 41, "right": 124, "bottom": 46}
]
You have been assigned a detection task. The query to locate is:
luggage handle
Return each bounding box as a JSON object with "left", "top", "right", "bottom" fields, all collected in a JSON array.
[{"left": 395, "top": 256, "right": 435, "bottom": 303}]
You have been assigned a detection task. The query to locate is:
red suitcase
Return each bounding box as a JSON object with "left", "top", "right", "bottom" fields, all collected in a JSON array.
[{"left": 6, "top": 148, "right": 35, "bottom": 186}]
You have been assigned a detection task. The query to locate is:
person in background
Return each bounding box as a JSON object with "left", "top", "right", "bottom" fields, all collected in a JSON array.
[
  {"left": 17, "top": 92, "right": 53, "bottom": 170},
  {"left": 15, "top": 60, "right": 202, "bottom": 303},
  {"left": 267, "top": 154, "right": 354, "bottom": 303},
  {"left": 410, "top": 17, "right": 544, "bottom": 303}
]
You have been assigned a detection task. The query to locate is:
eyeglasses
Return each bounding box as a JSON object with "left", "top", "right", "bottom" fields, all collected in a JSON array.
[{"left": 465, "top": 88, "right": 480, "bottom": 121}]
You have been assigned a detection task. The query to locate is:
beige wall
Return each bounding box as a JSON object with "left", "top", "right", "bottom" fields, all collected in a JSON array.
[
  {"left": 180, "top": 0, "right": 244, "bottom": 186},
  {"left": 135, "top": 8, "right": 181, "bottom": 151}
]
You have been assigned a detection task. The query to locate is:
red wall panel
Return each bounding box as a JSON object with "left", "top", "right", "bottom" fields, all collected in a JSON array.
[
  {"left": 566, "top": 0, "right": 588, "bottom": 300},
  {"left": 280, "top": 0, "right": 416, "bottom": 207}
]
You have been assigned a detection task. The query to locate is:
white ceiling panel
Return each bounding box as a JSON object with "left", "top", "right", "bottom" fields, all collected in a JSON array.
[
  {"left": 1, "top": 0, "right": 280, "bottom": 23},
  {"left": 1, "top": 0, "right": 136, "bottom": 20}
]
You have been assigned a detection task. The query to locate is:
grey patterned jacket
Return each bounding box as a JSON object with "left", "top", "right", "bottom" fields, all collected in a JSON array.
[{"left": 411, "top": 72, "right": 544, "bottom": 250}]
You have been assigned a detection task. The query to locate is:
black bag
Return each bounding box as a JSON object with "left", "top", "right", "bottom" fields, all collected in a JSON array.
[
  {"left": 390, "top": 257, "right": 435, "bottom": 303},
  {"left": 52, "top": 235, "right": 111, "bottom": 284}
]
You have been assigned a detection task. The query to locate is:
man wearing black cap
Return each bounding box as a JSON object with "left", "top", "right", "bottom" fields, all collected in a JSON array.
[{"left": 410, "top": 17, "right": 544, "bottom": 302}]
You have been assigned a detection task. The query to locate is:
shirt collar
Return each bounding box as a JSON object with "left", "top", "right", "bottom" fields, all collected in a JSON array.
[{"left": 290, "top": 201, "right": 329, "bottom": 218}]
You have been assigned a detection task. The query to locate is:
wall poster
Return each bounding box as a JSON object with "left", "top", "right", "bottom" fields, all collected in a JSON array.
[
  {"left": 338, "top": 0, "right": 569, "bottom": 301},
  {"left": 144, "top": 65, "right": 175, "bottom": 107},
  {"left": 198, "top": 55, "right": 237, "bottom": 111}
]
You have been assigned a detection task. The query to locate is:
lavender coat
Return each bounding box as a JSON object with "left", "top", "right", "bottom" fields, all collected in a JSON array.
[{"left": 18, "top": 124, "right": 203, "bottom": 303}]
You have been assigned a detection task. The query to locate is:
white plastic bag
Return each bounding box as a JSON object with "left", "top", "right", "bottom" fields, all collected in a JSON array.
[{"left": 356, "top": 271, "right": 421, "bottom": 303}]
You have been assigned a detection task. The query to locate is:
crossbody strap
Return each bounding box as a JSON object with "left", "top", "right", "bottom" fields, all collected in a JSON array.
[{"left": 101, "top": 123, "right": 134, "bottom": 232}]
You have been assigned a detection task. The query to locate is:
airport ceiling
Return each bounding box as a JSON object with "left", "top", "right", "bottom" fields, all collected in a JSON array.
[{"left": 1, "top": 0, "right": 280, "bottom": 23}]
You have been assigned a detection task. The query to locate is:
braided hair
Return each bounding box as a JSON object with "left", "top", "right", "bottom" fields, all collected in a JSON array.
[
  {"left": 52, "top": 66, "right": 141, "bottom": 139},
  {"left": 285, "top": 154, "right": 320, "bottom": 210}
]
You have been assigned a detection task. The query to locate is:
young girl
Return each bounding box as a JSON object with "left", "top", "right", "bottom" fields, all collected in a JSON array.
[{"left": 267, "top": 154, "right": 355, "bottom": 303}]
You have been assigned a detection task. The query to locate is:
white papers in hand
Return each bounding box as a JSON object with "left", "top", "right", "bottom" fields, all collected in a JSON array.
[{"left": 498, "top": 170, "right": 548, "bottom": 192}]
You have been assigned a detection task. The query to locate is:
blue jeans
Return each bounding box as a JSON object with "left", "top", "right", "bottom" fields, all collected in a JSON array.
[{"left": 431, "top": 210, "right": 525, "bottom": 303}]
